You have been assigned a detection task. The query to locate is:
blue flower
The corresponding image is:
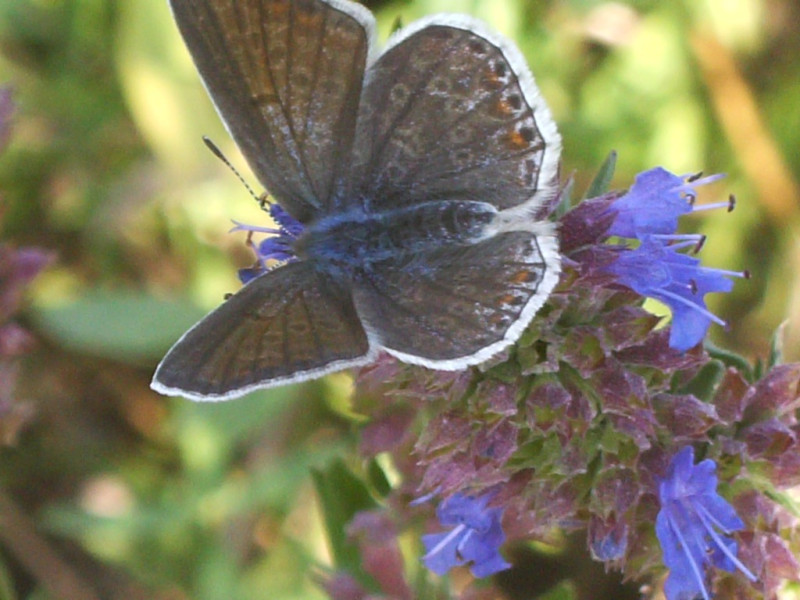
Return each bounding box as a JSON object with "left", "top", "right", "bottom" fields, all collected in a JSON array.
[
  {"left": 421, "top": 492, "right": 511, "bottom": 578},
  {"left": 605, "top": 236, "right": 746, "bottom": 351},
  {"left": 656, "top": 446, "right": 756, "bottom": 600},
  {"left": 231, "top": 203, "right": 304, "bottom": 283},
  {"left": 608, "top": 167, "right": 731, "bottom": 241}
]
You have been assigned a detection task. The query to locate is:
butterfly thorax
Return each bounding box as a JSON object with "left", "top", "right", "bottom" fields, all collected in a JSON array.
[{"left": 294, "top": 200, "right": 498, "bottom": 268}]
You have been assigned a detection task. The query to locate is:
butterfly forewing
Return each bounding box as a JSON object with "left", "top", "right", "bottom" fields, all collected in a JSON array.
[
  {"left": 152, "top": 262, "right": 374, "bottom": 401},
  {"left": 169, "top": 0, "right": 374, "bottom": 222},
  {"left": 352, "top": 230, "right": 560, "bottom": 368},
  {"left": 348, "top": 17, "right": 561, "bottom": 215}
]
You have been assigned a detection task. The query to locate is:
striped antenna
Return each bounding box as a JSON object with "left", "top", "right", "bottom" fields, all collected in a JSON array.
[{"left": 202, "top": 136, "right": 265, "bottom": 205}]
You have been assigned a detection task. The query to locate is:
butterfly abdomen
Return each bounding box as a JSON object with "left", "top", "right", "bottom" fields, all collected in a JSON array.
[{"left": 297, "top": 200, "right": 497, "bottom": 267}]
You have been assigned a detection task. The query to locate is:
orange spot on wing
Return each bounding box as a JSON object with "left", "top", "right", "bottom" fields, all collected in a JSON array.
[
  {"left": 511, "top": 269, "right": 536, "bottom": 284},
  {"left": 481, "top": 71, "right": 504, "bottom": 91},
  {"left": 498, "top": 293, "right": 517, "bottom": 305},
  {"left": 488, "top": 313, "right": 507, "bottom": 325},
  {"left": 492, "top": 99, "right": 514, "bottom": 117},
  {"left": 506, "top": 130, "right": 529, "bottom": 150}
]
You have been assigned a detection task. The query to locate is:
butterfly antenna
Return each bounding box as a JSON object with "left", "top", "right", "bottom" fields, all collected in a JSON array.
[{"left": 202, "top": 136, "right": 265, "bottom": 206}]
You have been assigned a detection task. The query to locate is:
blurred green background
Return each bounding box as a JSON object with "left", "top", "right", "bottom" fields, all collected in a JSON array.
[{"left": 0, "top": 0, "right": 798, "bottom": 598}]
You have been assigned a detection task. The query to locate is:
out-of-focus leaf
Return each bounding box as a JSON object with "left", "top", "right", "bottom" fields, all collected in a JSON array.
[
  {"left": 538, "top": 580, "right": 579, "bottom": 600},
  {"left": 366, "top": 458, "right": 392, "bottom": 498},
  {"left": 768, "top": 320, "right": 787, "bottom": 369},
  {"left": 116, "top": 0, "right": 229, "bottom": 173},
  {"left": 242, "top": 538, "right": 327, "bottom": 600},
  {"left": 32, "top": 291, "right": 206, "bottom": 363},
  {"left": 0, "top": 555, "right": 17, "bottom": 600},
  {"left": 553, "top": 175, "right": 575, "bottom": 219},
  {"left": 312, "top": 460, "right": 377, "bottom": 576},
  {"left": 175, "top": 386, "right": 298, "bottom": 479},
  {"left": 194, "top": 542, "right": 239, "bottom": 600}
]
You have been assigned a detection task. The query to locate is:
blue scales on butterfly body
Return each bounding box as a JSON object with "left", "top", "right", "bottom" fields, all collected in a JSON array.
[{"left": 295, "top": 201, "right": 498, "bottom": 268}]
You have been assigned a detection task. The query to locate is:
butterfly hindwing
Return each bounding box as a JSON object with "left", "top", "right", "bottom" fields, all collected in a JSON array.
[
  {"left": 352, "top": 229, "right": 560, "bottom": 368},
  {"left": 152, "top": 261, "right": 374, "bottom": 400}
]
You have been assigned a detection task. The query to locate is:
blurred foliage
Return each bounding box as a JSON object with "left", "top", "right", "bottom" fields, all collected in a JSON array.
[{"left": 0, "top": 0, "right": 798, "bottom": 598}]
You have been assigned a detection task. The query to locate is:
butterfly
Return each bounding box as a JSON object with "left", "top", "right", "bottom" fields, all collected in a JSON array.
[{"left": 152, "top": 0, "right": 561, "bottom": 401}]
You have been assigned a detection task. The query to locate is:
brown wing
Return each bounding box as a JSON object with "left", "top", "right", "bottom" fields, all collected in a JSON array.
[
  {"left": 347, "top": 16, "right": 561, "bottom": 215},
  {"left": 352, "top": 229, "right": 560, "bottom": 368},
  {"left": 152, "top": 261, "right": 375, "bottom": 400},
  {"left": 169, "top": 0, "right": 374, "bottom": 222}
]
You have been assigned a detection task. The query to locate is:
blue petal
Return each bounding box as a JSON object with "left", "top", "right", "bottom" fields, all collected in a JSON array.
[
  {"left": 605, "top": 237, "right": 739, "bottom": 351},
  {"left": 686, "top": 459, "right": 718, "bottom": 494},
  {"left": 470, "top": 553, "right": 512, "bottom": 578},
  {"left": 664, "top": 567, "right": 709, "bottom": 600},
  {"left": 237, "top": 268, "right": 262, "bottom": 285},
  {"left": 709, "top": 535, "right": 740, "bottom": 573},
  {"left": 657, "top": 501, "right": 712, "bottom": 600},
  {"left": 608, "top": 167, "right": 692, "bottom": 238},
  {"left": 591, "top": 522, "right": 628, "bottom": 561},
  {"left": 655, "top": 509, "right": 681, "bottom": 568},
  {"left": 422, "top": 493, "right": 511, "bottom": 578},
  {"left": 696, "top": 491, "right": 745, "bottom": 532},
  {"left": 668, "top": 257, "right": 734, "bottom": 295},
  {"left": 436, "top": 493, "right": 493, "bottom": 530},
  {"left": 607, "top": 167, "right": 727, "bottom": 240},
  {"left": 656, "top": 447, "right": 753, "bottom": 600},
  {"left": 460, "top": 517, "right": 506, "bottom": 564},
  {"left": 422, "top": 531, "right": 464, "bottom": 575},
  {"left": 664, "top": 447, "right": 697, "bottom": 492},
  {"left": 666, "top": 302, "right": 713, "bottom": 352}
]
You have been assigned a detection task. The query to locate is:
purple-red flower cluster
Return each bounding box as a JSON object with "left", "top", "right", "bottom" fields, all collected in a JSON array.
[{"left": 231, "top": 160, "right": 800, "bottom": 600}]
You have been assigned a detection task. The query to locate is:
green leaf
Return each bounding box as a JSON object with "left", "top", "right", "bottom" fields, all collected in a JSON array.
[
  {"left": 583, "top": 150, "right": 618, "bottom": 199},
  {"left": 768, "top": 320, "right": 787, "bottom": 369},
  {"left": 552, "top": 175, "right": 574, "bottom": 219},
  {"left": 366, "top": 458, "right": 392, "bottom": 498},
  {"left": 311, "top": 460, "right": 377, "bottom": 575},
  {"left": 704, "top": 341, "right": 754, "bottom": 382},
  {"left": 178, "top": 385, "right": 297, "bottom": 455},
  {"left": 389, "top": 14, "right": 404, "bottom": 34},
  {"left": 0, "top": 555, "right": 17, "bottom": 600},
  {"left": 538, "top": 579, "right": 579, "bottom": 600},
  {"left": 33, "top": 291, "right": 207, "bottom": 363},
  {"left": 674, "top": 360, "right": 725, "bottom": 401},
  {"left": 174, "top": 386, "right": 299, "bottom": 482}
]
